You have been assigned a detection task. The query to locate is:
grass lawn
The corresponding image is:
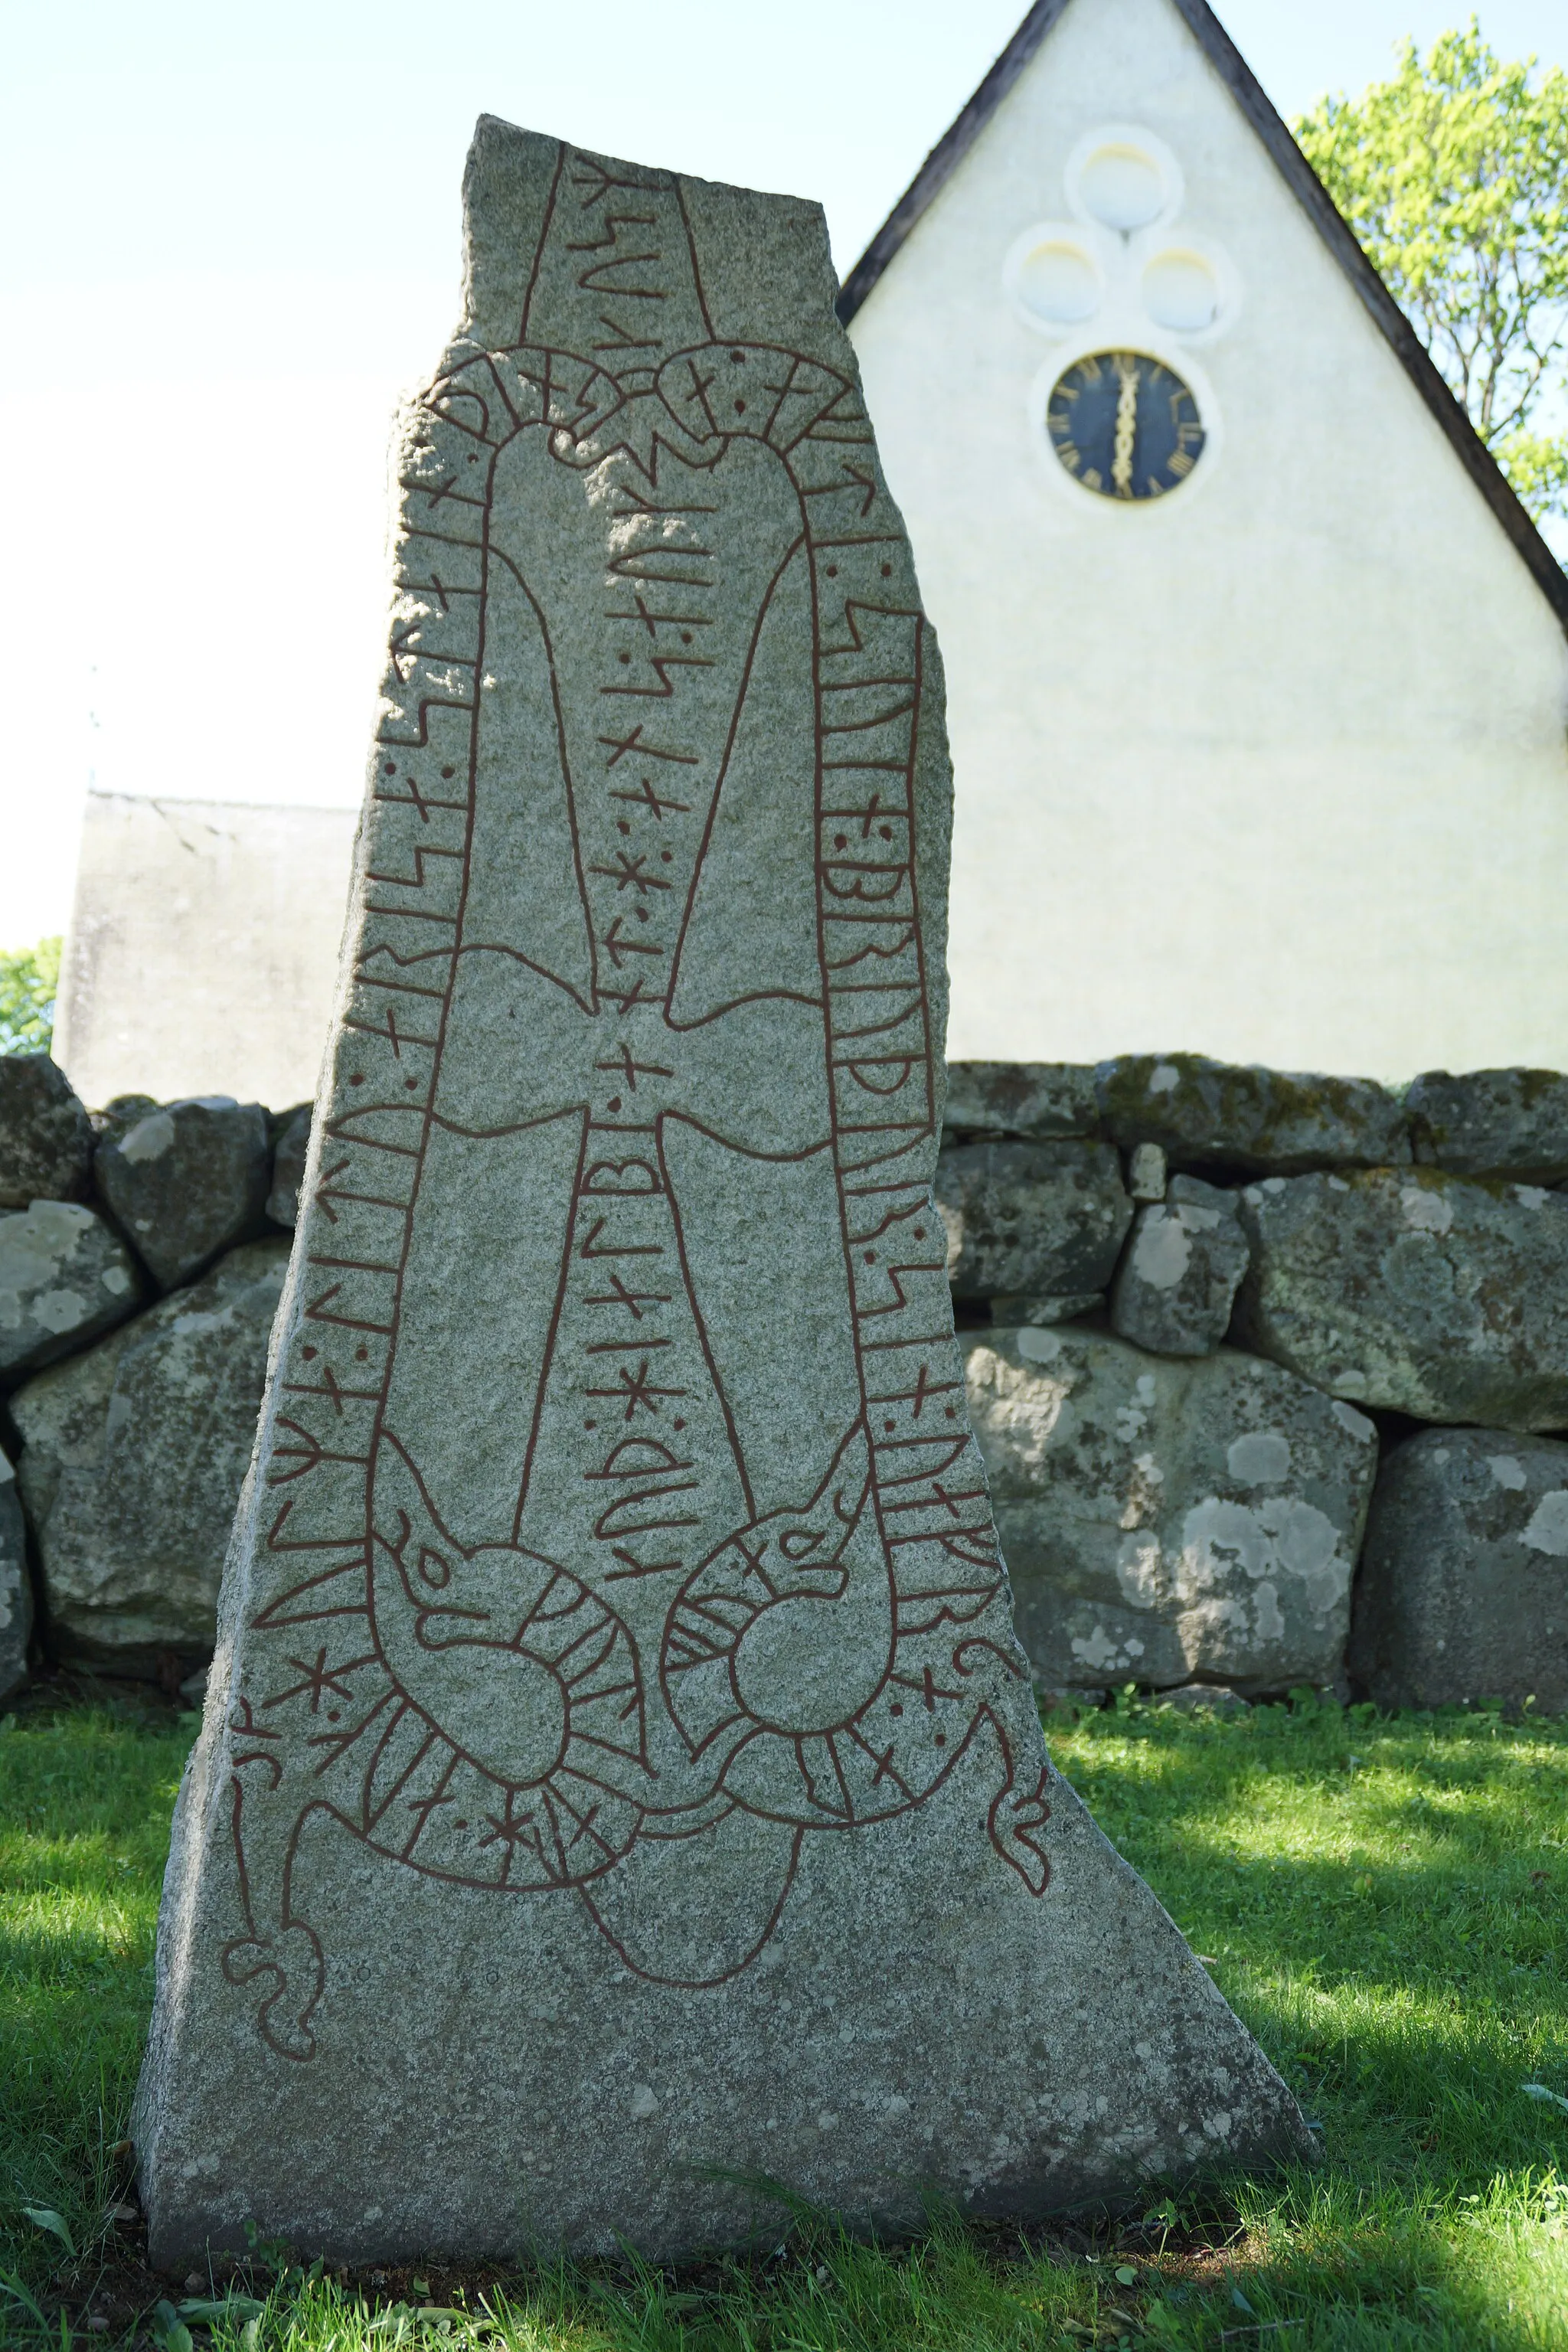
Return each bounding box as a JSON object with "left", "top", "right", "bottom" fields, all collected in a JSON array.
[{"left": 2, "top": 1687, "right": 1565, "bottom": 2350}]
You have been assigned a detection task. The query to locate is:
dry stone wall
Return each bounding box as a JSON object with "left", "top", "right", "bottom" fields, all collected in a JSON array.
[
  {"left": 0, "top": 1060, "right": 309, "bottom": 1695},
  {"left": 2, "top": 1045, "right": 1566, "bottom": 1713}
]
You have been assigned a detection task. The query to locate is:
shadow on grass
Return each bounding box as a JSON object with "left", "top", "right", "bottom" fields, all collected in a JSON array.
[
  {"left": 1049, "top": 1703, "right": 1568, "bottom": 2198},
  {"left": 1047, "top": 1693, "right": 1568, "bottom": 1821},
  {"left": 4, "top": 1701, "right": 1568, "bottom": 2348},
  {"left": 8, "top": 2180, "right": 1561, "bottom": 2352}
]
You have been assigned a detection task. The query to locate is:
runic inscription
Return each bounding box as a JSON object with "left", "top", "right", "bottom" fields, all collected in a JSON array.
[
  {"left": 219, "top": 139, "right": 1050, "bottom": 2057},
  {"left": 134, "top": 119, "right": 1312, "bottom": 2265}
]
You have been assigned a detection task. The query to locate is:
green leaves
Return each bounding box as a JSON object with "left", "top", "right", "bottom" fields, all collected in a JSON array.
[
  {"left": 149, "top": 2295, "right": 264, "bottom": 2352},
  {"left": 19, "top": 2209, "right": 74, "bottom": 2259},
  {"left": 179, "top": 2295, "right": 268, "bottom": 2324},
  {"left": 151, "top": 2298, "right": 195, "bottom": 2352},
  {"left": 0, "top": 2269, "right": 50, "bottom": 2331},
  {"left": 0, "top": 936, "right": 61, "bottom": 1057},
  {"left": 1494, "top": 426, "right": 1568, "bottom": 518},
  {"left": 1294, "top": 21, "right": 1568, "bottom": 518}
]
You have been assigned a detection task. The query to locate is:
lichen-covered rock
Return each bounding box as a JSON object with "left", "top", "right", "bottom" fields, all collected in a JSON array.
[
  {"left": 1110, "top": 1175, "right": 1249, "bottom": 1357},
  {"left": 943, "top": 1061, "right": 1099, "bottom": 1138},
  {"left": 963, "top": 1327, "right": 1377, "bottom": 1694},
  {"left": 989, "top": 1287, "right": 1103, "bottom": 1327},
  {"left": 1095, "top": 1054, "right": 1408, "bottom": 1175},
  {"left": 1126, "top": 1142, "right": 1167, "bottom": 1203},
  {"left": 1406, "top": 1068, "right": 1568, "bottom": 1183},
  {"left": 95, "top": 1096, "right": 271, "bottom": 1290},
  {"left": 0, "top": 1056, "right": 95, "bottom": 1209},
  {"left": 0, "top": 1200, "right": 142, "bottom": 1378},
  {"left": 11, "top": 1238, "right": 288, "bottom": 1671},
  {"left": 1236, "top": 1168, "right": 1568, "bottom": 1430},
  {"left": 0, "top": 1447, "right": 30, "bottom": 1701},
  {"left": 1161, "top": 1684, "right": 1249, "bottom": 1717},
  {"left": 1349, "top": 1427, "right": 1568, "bottom": 1713},
  {"left": 935, "top": 1138, "right": 1131, "bottom": 1302},
  {"left": 266, "top": 1104, "right": 312, "bottom": 1228},
  {"left": 95, "top": 1093, "right": 159, "bottom": 1132}
]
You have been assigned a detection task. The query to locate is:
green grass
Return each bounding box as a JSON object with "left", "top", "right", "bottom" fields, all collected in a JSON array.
[{"left": 3, "top": 1690, "right": 1566, "bottom": 2349}]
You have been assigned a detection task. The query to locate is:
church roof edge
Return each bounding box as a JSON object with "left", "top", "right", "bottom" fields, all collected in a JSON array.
[
  {"left": 835, "top": 0, "right": 1568, "bottom": 633},
  {"left": 835, "top": 0, "right": 1070, "bottom": 330}
]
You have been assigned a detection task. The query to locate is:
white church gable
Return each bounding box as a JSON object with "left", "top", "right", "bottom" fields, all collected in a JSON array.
[{"left": 848, "top": 0, "right": 1568, "bottom": 1075}]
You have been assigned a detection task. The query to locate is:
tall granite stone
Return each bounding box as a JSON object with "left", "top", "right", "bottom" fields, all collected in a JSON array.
[
  {"left": 134, "top": 121, "right": 1307, "bottom": 2265},
  {"left": 266, "top": 1106, "right": 312, "bottom": 1229}
]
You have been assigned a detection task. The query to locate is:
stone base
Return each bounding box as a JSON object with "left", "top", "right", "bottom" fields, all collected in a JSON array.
[
  {"left": 1159, "top": 1683, "right": 1250, "bottom": 1717},
  {"left": 136, "top": 1730, "right": 1309, "bottom": 2265}
]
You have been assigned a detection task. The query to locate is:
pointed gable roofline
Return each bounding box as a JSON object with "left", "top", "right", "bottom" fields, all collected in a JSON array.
[{"left": 836, "top": 0, "right": 1568, "bottom": 631}]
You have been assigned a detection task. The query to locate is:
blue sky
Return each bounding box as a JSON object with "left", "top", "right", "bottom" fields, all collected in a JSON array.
[{"left": 2, "top": 0, "right": 1565, "bottom": 946}]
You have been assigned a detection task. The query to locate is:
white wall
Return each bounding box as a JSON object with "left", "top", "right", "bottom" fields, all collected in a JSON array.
[
  {"left": 56, "top": 794, "right": 358, "bottom": 1112},
  {"left": 849, "top": 0, "right": 1568, "bottom": 1078}
]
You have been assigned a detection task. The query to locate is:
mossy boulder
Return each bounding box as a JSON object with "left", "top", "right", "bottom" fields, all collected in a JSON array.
[
  {"left": 934, "top": 1138, "right": 1131, "bottom": 1302},
  {"left": 0, "top": 1056, "right": 94, "bottom": 1210},
  {"left": 1406, "top": 1067, "right": 1568, "bottom": 1181},
  {"left": 942, "top": 1061, "right": 1099, "bottom": 1138},
  {"left": 94, "top": 1096, "right": 272, "bottom": 1291},
  {"left": 1095, "top": 1054, "right": 1407, "bottom": 1175}
]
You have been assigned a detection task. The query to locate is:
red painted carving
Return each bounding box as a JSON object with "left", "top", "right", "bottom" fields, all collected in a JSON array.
[{"left": 223, "top": 146, "right": 1049, "bottom": 2060}]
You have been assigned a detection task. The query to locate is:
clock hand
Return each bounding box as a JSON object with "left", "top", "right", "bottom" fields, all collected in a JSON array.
[{"left": 1112, "top": 355, "right": 1140, "bottom": 498}]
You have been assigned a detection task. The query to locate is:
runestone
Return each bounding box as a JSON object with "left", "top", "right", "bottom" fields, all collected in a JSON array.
[{"left": 135, "top": 119, "right": 1309, "bottom": 2262}]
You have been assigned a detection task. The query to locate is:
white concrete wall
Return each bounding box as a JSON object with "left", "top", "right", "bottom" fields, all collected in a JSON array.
[
  {"left": 849, "top": 0, "right": 1568, "bottom": 1078},
  {"left": 56, "top": 793, "right": 358, "bottom": 1111}
]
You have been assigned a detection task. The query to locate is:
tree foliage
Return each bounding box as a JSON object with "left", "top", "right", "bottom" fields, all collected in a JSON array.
[
  {"left": 0, "top": 936, "right": 63, "bottom": 1057},
  {"left": 1295, "top": 18, "right": 1568, "bottom": 521}
]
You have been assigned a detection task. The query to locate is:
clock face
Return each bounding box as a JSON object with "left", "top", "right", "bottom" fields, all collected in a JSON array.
[{"left": 1045, "top": 350, "right": 1205, "bottom": 500}]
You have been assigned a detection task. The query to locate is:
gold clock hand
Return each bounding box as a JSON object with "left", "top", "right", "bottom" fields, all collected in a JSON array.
[{"left": 1112, "top": 355, "right": 1140, "bottom": 497}]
